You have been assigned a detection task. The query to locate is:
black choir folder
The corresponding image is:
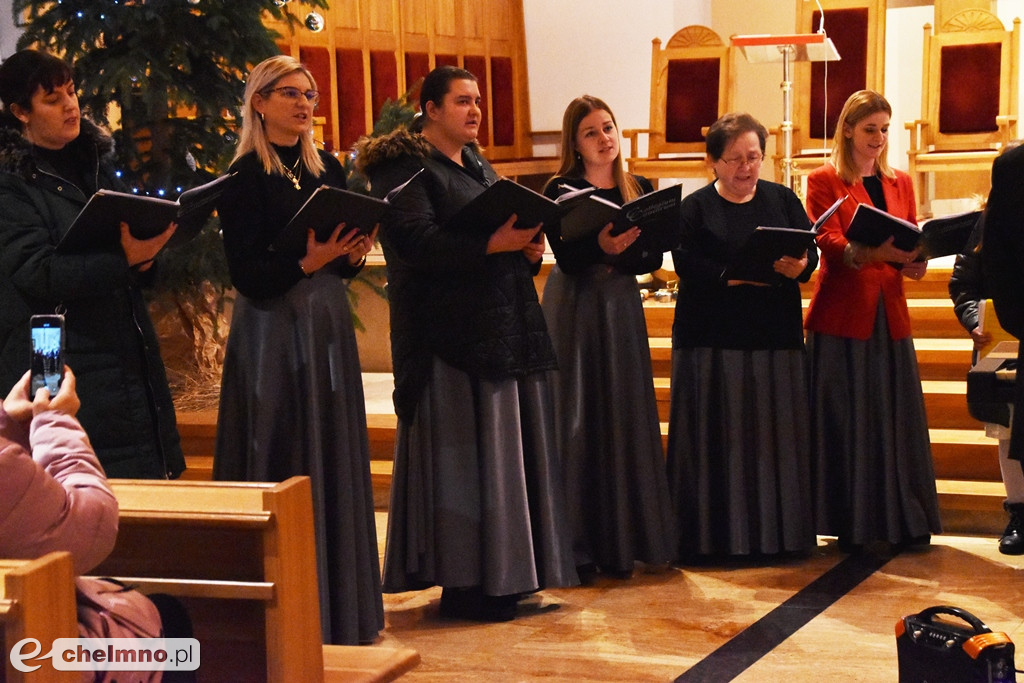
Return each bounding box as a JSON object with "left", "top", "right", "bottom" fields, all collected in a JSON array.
[
  {"left": 274, "top": 168, "right": 422, "bottom": 257},
  {"left": 917, "top": 210, "right": 982, "bottom": 259},
  {"left": 56, "top": 172, "right": 235, "bottom": 253},
  {"left": 721, "top": 194, "right": 845, "bottom": 284},
  {"left": 558, "top": 184, "right": 683, "bottom": 253},
  {"left": 444, "top": 178, "right": 567, "bottom": 234},
  {"left": 845, "top": 203, "right": 981, "bottom": 261},
  {"left": 274, "top": 186, "right": 386, "bottom": 257}
]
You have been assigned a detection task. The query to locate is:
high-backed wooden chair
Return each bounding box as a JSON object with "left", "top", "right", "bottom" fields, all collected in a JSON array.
[
  {"left": 622, "top": 25, "right": 733, "bottom": 185},
  {"left": 774, "top": 0, "right": 886, "bottom": 190},
  {"left": 905, "top": 8, "right": 1020, "bottom": 216}
]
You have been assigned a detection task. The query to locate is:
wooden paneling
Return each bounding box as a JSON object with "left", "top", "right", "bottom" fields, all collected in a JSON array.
[{"left": 267, "top": 0, "right": 532, "bottom": 155}]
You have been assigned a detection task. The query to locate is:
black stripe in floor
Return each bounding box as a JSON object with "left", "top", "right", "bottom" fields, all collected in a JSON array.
[{"left": 674, "top": 549, "right": 895, "bottom": 682}]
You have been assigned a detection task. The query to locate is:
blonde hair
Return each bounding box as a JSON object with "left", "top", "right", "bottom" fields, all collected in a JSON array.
[
  {"left": 234, "top": 55, "right": 325, "bottom": 177},
  {"left": 549, "top": 95, "right": 642, "bottom": 202},
  {"left": 831, "top": 89, "right": 894, "bottom": 185}
]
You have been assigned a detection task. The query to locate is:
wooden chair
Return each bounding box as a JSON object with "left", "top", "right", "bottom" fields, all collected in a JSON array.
[
  {"left": 89, "top": 476, "right": 418, "bottom": 683},
  {"left": 0, "top": 552, "right": 78, "bottom": 683},
  {"left": 905, "top": 8, "right": 1020, "bottom": 217},
  {"left": 622, "top": 25, "right": 734, "bottom": 186},
  {"left": 774, "top": 0, "right": 886, "bottom": 192}
]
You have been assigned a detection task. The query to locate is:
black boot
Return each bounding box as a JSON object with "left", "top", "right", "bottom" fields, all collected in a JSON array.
[{"left": 999, "top": 502, "right": 1024, "bottom": 555}]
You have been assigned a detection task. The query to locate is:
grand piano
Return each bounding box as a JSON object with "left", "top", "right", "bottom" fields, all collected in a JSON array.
[{"left": 967, "top": 340, "right": 1018, "bottom": 427}]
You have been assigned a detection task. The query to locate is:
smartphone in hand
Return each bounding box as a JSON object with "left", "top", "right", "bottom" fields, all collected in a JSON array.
[{"left": 30, "top": 314, "right": 65, "bottom": 395}]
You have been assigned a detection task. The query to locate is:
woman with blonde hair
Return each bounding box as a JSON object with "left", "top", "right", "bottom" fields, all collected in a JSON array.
[
  {"left": 214, "top": 54, "right": 383, "bottom": 644},
  {"left": 539, "top": 95, "right": 675, "bottom": 581},
  {"left": 804, "top": 89, "right": 941, "bottom": 551}
]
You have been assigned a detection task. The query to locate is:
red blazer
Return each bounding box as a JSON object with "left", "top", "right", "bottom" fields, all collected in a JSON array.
[{"left": 803, "top": 163, "right": 916, "bottom": 340}]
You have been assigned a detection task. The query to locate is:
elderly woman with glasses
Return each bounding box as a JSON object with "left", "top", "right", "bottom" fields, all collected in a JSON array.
[
  {"left": 213, "top": 55, "right": 383, "bottom": 645},
  {"left": 666, "top": 112, "right": 819, "bottom": 562}
]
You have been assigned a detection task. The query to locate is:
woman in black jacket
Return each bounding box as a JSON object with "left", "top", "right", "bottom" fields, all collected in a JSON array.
[
  {"left": 0, "top": 49, "right": 182, "bottom": 479},
  {"left": 355, "top": 65, "right": 577, "bottom": 622}
]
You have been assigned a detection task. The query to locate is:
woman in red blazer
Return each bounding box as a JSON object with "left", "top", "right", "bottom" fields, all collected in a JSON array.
[{"left": 804, "top": 90, "right": 941, "bottom": 552}]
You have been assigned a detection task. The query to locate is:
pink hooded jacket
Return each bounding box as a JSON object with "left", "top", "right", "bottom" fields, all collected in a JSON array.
[
  {"left": 0, "top": 405, "right": 164, "bottom": 682},
  {"left": 0, "top": 405, "right": 118, "bottom": 574}
]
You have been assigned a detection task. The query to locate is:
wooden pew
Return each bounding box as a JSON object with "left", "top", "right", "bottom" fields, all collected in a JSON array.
[
  {"left": 0, "top": 552, "right": 77, "bottom": 683},
  {"left": 90, "top": 476, "right": 418, "bottom": 683}
]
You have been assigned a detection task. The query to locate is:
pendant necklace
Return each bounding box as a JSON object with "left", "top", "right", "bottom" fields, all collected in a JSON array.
[{"left": 282, "top": 156, "right": 302, "bottom": 191}]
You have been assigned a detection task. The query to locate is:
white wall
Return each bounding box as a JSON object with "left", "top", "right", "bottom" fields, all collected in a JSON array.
[{"left": 521, "top": 0, "right": 707, "bottom": 135}]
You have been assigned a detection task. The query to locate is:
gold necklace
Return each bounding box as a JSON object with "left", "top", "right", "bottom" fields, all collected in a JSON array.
[{"left": 282, "top": 156, "right": 302, "bottom": 190}]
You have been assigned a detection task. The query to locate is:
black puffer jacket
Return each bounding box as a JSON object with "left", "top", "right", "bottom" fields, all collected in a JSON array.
[
  {"left": 0, "top": 118, "right": 183, "bottom": 478},
  {"left": 355, "top": 129, "right": 556, "bottom": 420}
]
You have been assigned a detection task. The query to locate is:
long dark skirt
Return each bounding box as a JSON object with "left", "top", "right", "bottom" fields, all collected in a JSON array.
[
  {"left": 382, "top": 356, "right": 578, "bottom": 596},
  {"left": 214, "top": 272, "right": 384, "bottom": 645},
  {"left": 807, "top": 299, "right": 942, "bottom": 545},
  {"left": 666, "top": 346, "right": 816, "bottom": 558},
  {"left": 542, "top": 264, "right": 675, "bottom": 572}
]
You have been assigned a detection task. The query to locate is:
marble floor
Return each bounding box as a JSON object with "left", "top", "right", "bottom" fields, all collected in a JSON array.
[{"left": 370, "top": 516, "right": 1024, "bottom": 682}]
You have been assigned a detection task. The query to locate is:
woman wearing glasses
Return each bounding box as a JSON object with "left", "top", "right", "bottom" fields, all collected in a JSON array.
[
  {"left": 667, "top": 112, "right": 818, "bottom": 561},
  {"left": 213, "top": 55, "right": 383, "bottom": 644},
  {"left": 804, "top": 90, "right": 941, "bottom": 552}
]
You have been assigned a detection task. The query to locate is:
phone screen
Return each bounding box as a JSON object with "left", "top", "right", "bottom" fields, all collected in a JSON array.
[{"left": 30, "top": 315, "right": 65, "bottom": 395}]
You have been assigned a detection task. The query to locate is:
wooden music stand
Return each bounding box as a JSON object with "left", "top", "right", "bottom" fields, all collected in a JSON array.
[{"left": 732, "top": 33, "right": 841, "bottom": 188}]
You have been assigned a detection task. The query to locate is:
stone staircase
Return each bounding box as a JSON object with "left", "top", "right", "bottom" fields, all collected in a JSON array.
[{"left": 175, "top": 266, "right": 1006, "bottom": 534}]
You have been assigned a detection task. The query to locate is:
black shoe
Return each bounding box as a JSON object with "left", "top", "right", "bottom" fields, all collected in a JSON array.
[
  {"left": 439, "top": 587, "right": 517, "bottom": 622},
  {"left": 999, "top": 503, "right": 1024, "bottom": 555},
  {"left": 837, "top": 537, "right": 863, "bottom": 554},
  {"left": 576, "top": 563, "right": 598, "bottom": 586}
]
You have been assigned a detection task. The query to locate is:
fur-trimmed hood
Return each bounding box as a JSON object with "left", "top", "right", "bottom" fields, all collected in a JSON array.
[
  {"left": 0, "top": 117, "right": 115, "bottom": 180},
  {"left": 353, "top": 126, "right": 484, "bottom": 176}
]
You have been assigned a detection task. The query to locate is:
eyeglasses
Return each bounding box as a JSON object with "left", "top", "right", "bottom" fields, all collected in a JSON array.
[
  {"left": 264, "top": 86, "right": 320, "bottom": 105},
  {"left": 719, "top": 154, "right": 764, "bottom": 168}
]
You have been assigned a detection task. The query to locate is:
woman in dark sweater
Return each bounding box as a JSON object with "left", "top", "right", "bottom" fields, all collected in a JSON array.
[
  {"left": 667, "top": 112, "right": 818, "bottom": 560},
  {"left": 540, "top": 95, "right": 675, "bottom": 580},
  {"left": 213, "top": 55, "right": 382, "bottom": 645},
  {"left": 356, "top": 65, "right": 577, "bottom": 622}
]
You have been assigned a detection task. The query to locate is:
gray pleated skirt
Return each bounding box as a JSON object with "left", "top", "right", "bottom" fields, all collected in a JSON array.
[
  {"left": 214, "top": 272, "right": 384, "bottom": 645},
  {"left": 542, "top": 264, "right": 676, "bottom": 572},
  {"left": 666, "top": 346, "right": 816, "bottom": 558},
  {"left": 806, "top": 299, "right": 942, "bottom": 545},
  {"left": 382, "top": 356, "right": 579, "bottom": 596}
]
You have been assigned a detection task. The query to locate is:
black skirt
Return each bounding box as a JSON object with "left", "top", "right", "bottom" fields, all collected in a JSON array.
[
  {"left": 542, "top": 264, "right": 676, "bottom": 571},
  {"left": 382, "top": 355, "right": 578, "bottom": 596},
  {"left": 214, "top": 272, "right": 384, "bottom": 645},
  {"left": 807, "top": 298, "right": 942, "bottom": 544},
  {"left": 666, "top": 346, "right": 816, "bottom": 558}
]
